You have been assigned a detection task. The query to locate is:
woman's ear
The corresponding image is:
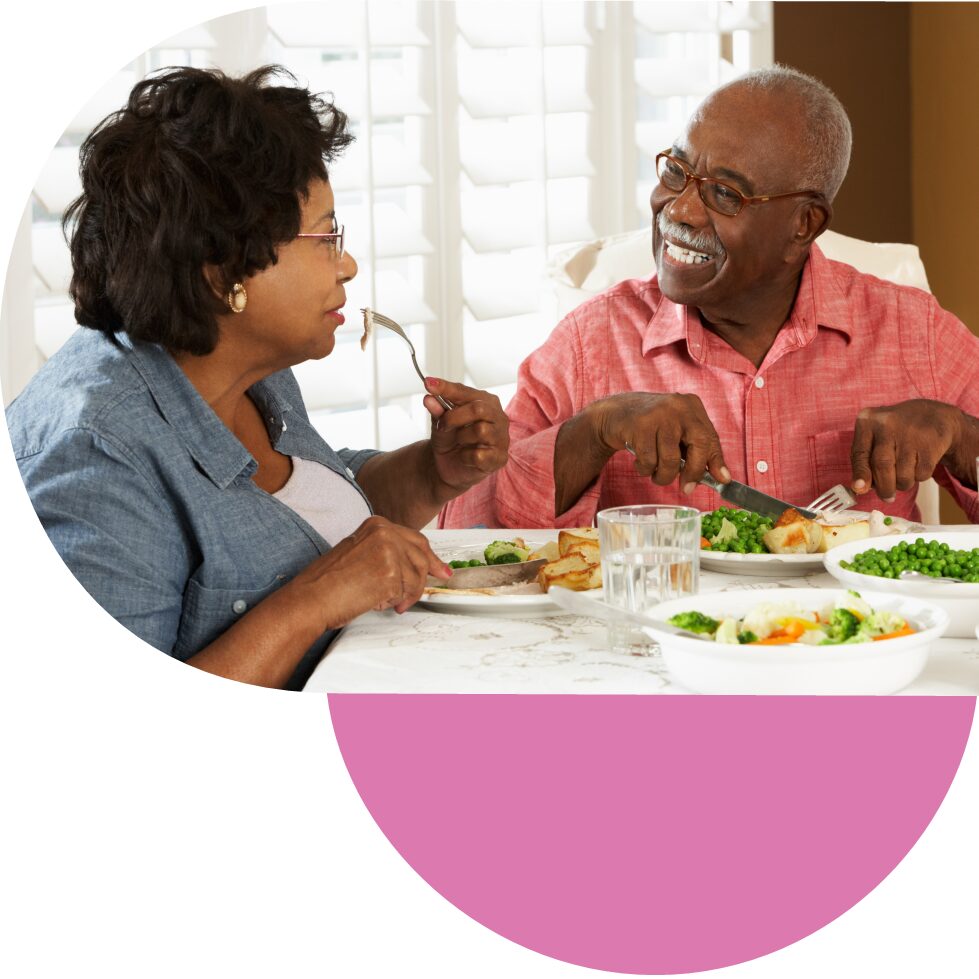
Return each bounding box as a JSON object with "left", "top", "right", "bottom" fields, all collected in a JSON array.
[{"left": 202, "top": 264, "right": 228, "bottom": 303}]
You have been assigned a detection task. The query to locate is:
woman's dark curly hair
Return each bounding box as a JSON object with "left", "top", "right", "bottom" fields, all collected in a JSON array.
[{"left": 63, "top": 65, "right": 353, "bottom": 355}]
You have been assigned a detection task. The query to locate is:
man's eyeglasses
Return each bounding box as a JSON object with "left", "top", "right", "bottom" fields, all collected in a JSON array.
[
  {"left": 296, "top": 218, "right": 345, "bottom": 259},
  {"left": 655, "top": 151, "right": 821, "bottom": 217}
]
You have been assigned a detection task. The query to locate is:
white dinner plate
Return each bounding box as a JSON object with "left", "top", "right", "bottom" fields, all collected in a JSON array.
[
  {"left": 419, "top": 538, "right": 601, "bottom": 616},
  {"left": 417, "top": 589, "right": 583, "bottom": 616},
  {"left": 698, "top": 549, "right": 824, "bottom": 577}
]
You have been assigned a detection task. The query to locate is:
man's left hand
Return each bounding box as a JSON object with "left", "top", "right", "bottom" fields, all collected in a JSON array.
[
  {"left": 424, "top": 377, "right": 510, "bottom": 495},
  {"left": 850, "top": 399, "right": 967, "bottom": 501}
]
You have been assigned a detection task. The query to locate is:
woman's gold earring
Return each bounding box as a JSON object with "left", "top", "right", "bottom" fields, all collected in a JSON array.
[{"left": 227, "top": 282, "right": 247, "bottom": 314}]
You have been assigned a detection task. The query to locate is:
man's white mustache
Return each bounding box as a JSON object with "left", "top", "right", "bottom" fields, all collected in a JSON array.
[{"left": 657, "top": 212, "right": 723, "bottom": 257}]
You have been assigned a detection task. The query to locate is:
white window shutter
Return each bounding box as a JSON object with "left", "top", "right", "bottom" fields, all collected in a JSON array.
[{"left": 11, "top": 1, "right": 773, "bottom": 434}]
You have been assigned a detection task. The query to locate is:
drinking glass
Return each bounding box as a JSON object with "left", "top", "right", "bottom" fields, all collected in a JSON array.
[{"left": 597, "top": 504, "right": 701, "bottom": 655}]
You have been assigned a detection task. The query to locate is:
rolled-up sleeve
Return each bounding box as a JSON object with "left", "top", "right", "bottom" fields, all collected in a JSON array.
[
  {"left": 17, "top": 427, "right": 190, "bottom": 652},
  {"left": 441, "top": 313, "right": 604, "bottom": 529},
  {"left": 337, "top": 446, "right": 383, "bottom": 476}
]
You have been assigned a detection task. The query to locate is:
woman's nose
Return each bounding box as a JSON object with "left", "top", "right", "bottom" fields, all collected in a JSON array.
[{"left": 338, "top": 249, "right": 358, "bottom": 284}]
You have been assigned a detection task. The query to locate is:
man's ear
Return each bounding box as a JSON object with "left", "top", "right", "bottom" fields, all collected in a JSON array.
[{"left": 795, "top": 198, "right": 832, "bottom": 247}]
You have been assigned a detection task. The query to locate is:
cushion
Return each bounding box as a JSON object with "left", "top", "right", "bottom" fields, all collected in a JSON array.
[{"left": 547, "top": 228, "right": 931, "bottom": 318}]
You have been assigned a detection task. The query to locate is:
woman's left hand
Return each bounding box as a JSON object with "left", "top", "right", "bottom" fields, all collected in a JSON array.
[{"left": 423, "top": 377, "right": 509, "bottom": 494}]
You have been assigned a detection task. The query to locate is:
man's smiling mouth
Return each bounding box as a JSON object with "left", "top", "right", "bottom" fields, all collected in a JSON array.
[{"left": 664, "top": 240, "right": 713, "bottom": 265}]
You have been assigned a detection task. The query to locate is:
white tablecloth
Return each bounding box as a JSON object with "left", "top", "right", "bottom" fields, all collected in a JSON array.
[{"left": 304, "top": 528, "right": 979, "bottom": 695}]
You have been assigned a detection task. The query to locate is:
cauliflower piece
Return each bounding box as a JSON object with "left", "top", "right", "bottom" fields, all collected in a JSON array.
[{"left": 714, "top": 617, "right": 740, "bottom": 644}]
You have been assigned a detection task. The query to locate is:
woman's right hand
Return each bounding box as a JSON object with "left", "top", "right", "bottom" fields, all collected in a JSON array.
[{"left": 293, "top": 516, "right": 452, "bottom": 627}]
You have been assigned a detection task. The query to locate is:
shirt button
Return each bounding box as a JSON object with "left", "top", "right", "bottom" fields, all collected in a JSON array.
[
  {"left": 754, "top": 376, "right": 765, "bottom": 389},
  {"left": 232, "top": 599, "right": 247, "bottom": 614},
  {"left": 756, "top": 460, "right": 769, "bottom": 474}
]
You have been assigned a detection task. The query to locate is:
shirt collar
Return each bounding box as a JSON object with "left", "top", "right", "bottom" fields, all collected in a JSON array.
[
  {"left": 800, "top": 240, "right": 856, "bottom": 341},
  {"left": 124, "top": 336, "right": 291, "bottom": 489},
  {"left": 640, "top": 241, "right": 855, "bottom": 358}
]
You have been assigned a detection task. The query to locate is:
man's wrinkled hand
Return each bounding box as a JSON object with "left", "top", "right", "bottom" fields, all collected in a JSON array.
[
  {"left": 423, "top": 378, "right": 510, "bottom": 494},
  {"left": 850, "top": 399, "right": 965, "bottom": 501},
  {"left": 596, "top": 392, "right": 731, "bottom": 492}
]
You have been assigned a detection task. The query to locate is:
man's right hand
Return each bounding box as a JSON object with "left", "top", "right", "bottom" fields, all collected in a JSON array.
[
  {"left": 591, "top": 393, "right": 731, "bottom": 492},
  {"left": 555, "top": 392, "right": 731, "bottom": 514}
]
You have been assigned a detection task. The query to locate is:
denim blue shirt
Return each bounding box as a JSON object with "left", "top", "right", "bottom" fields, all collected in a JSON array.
[{"left": 6, "top": 328, "right": 379, "bottom": 690}]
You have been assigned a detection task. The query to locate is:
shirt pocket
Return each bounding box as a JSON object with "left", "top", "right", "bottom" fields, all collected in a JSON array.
[
  {"left": 173, "top": 573, "right": 289, "bottom": 659},
  {"left": 807, "top": 428, "right": 915, "bottom": 514}
]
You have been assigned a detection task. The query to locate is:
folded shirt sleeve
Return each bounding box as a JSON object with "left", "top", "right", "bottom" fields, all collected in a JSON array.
[{"left": 441, "top": 312, "right": 605, "bottom": 529}]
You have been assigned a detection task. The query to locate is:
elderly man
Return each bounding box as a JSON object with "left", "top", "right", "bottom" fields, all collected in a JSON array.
[{"left": 442, "top": 65, "right": 979, "bottom": 529}]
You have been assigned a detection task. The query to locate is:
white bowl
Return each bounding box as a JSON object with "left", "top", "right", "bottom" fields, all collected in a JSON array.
[
  {"left": 823, "top": 532, "right": 979, "bottom": 638},
  {"left": 642, "top": 588, "right": 949, "bottom": 695}
]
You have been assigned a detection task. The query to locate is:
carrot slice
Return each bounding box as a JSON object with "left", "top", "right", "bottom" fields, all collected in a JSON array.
[
  {"left": 872, "top": 626, "right": 916, "bottom": 641},
  {"left": 700, "top": 536, "right": 712, "bottom": 549}
]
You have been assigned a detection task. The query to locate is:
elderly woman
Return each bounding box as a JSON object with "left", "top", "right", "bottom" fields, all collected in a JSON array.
[{"left": 6, "top": 66, "right": 509, "bottom": 690}]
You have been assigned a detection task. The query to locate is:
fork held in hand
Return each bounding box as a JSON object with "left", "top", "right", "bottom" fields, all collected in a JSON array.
[
  {"left": 806, "top": 483, "right": 857, "bottom": 516},
  {"left": 361, "top": 308, "right": 453, "bottom": 411}
]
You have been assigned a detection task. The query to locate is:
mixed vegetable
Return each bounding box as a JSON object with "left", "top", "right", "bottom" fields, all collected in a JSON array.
[
  {"left": 448, "top": 539, "right": 532, "bottom": 569},
  {"left": 840, "top": 538, "right": 979, "bottom": 583},
  {"left": 700, "top": 507, "right": 773, "bottom": 553},
  {"left": 668, "top": 590, "right": 917, "bottom": 645}
]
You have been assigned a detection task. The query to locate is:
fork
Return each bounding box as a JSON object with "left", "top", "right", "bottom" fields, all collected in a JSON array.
[
  {"left": 361, "top": 308, "right": 453, "bottom": 410},
  {"left": 806, "top": 483, "right": 857, "bottom": 516},
  {"left": 626, "top": 443, "right": 857, "bottom": 518}
]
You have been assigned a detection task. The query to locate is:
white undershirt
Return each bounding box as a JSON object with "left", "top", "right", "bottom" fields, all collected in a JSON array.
[{"left": 272, "top": 456, "right": 371, "bottom": 546}]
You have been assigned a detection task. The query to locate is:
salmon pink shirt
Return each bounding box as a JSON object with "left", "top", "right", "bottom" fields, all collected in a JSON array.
[{"left": 442, "top": 244, "right": 979, "bottom": 529}]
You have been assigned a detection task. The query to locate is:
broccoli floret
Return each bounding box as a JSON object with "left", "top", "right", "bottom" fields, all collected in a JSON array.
[
  {"left": 668, "top": 610, "right": 720, "bottom": 634},
  {"left": 448, "top": 558, "right": 487, "bottom": 569},
  {"left": 737, "top": 630, "right": 759, "bottom": 644},
  {"left": 484, "top": 540, "right": 532, "bottom": 564},
  {"left": 857, "top": 610, "right": 908, "bottom": 640},
  {"left": 823, "top": 608, "right": 860, "bottom": 643}
]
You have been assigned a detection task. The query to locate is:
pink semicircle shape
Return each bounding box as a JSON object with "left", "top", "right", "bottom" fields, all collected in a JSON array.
[{"left": 329, "top": 695, "right": 974, "bottom": 975}]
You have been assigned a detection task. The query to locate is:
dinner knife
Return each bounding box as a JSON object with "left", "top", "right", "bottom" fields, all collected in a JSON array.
[
  {"left": 699, "top": 473, "right": 819, "bottom": 520},
  {"left": 623, "top": 442, "right": 817, "bottom": 520},
  {"left": 427, "top": 558, "right": 548, "bottom": 590}
]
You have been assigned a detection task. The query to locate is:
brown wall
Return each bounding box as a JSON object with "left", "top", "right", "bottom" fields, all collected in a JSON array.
[
  {"left": 775, "top": 2, "right": 979, "bottom": 523},
  {"left": 911, "top": 3, "right": 979, "bottom": 334},
  {"left": 910, "top": 4, "right": 979, "bottom": 520},
  {"left": 774, "top": 2, "right": 912, "bottom": 243}
]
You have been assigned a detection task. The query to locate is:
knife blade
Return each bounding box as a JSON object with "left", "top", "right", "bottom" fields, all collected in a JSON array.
[
  {"left": 622, "top": 443, "right": 816, "bottom": 519},
  {"left": 699, "top": 473, "right": 818, "bottom": 520},
  {"left": 427, "top": 558, "right": 548, "bottom": 590}
]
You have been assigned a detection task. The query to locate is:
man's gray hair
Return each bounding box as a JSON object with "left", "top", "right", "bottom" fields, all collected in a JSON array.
[{"left": 716, "top": 65, "right": 852, "bottom": 202}]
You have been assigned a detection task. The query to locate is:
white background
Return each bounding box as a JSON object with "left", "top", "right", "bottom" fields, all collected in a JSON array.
[{"left": 2, "top": 2, "right": 978, "bottom": 977}]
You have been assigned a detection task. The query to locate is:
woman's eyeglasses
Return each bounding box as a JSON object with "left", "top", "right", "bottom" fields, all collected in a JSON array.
[
  {"left": 296, "top": 218, "right": 345, "bottom": 259},
  {"left": 655, "top": 151, "right": 821, "bottom": 217}
]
